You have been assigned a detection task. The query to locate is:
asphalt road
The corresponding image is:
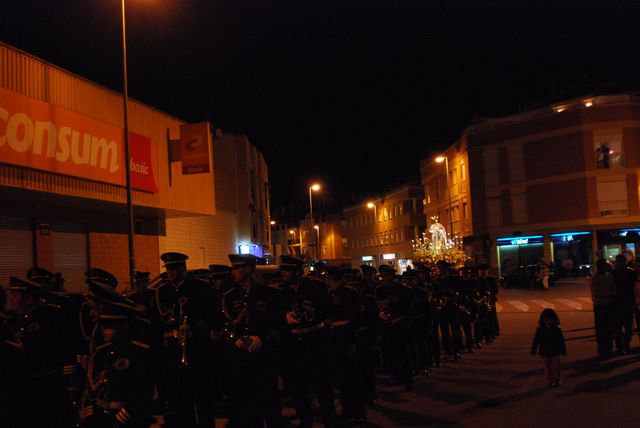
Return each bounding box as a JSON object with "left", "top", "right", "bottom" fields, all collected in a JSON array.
[{"left": 362, "top": 278, "right": 640, "bottom": 428}]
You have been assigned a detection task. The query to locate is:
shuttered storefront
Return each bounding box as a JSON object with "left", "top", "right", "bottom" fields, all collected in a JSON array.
[
  {"left": 53, "top": 230, "right": 88, "bottom": 293},
  {"left": 0, "top": 216, "right": 33, "bottom": 287}
]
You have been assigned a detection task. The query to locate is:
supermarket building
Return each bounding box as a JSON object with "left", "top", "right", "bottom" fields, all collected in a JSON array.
[{"left": 0, "top": 43, "right": 270, "bottom": 291}]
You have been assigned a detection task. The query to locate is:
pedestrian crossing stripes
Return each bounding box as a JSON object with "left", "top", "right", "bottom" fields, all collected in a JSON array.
[
  {"left": 498, "top": 298, "right": 591, "bottom": 313},
  {"left": 554, "top": 298, "right": 583, "bottom": 310},
  {"left": 506, "top": 300, "right": 530, "bottom": 312},
  {"left": 530, "top": 299, "right": 556, "bottom": 310}
]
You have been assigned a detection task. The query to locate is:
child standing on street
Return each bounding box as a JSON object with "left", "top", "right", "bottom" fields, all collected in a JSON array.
[{"left": 530, "top": 308, "right": 566, "bottom": 387}]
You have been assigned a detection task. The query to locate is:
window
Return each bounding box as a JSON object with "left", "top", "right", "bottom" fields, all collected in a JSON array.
[
  {"left": 403, "top": 199, "right": 413, "bottom": 214},
  {"left": 511, "top": 192, "right": 528, "bottom": 224},
  {"left": 483, "top": 147, "right": 499, "bottom": 187},
  {"left": 594, "top": 131, "right": 624, "bottom": 169},
  {"left": 426, "top": 185, "right": 431, "bottom": 204},
  {"left": 450, "top": 168, "right": 458, "bottom": 185},
  {"left": 597, "top": 178, "right": 629, "bottom": 216},
  {"left": 460, "top": 162, "right": 466, "bottom": 181},
  {"left": 487, "top": 197, "right": 503, "bottom": 229}
]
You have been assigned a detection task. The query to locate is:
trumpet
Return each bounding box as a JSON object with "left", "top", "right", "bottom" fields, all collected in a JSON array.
[
  {"left": 147, "top": 273, "right": 168, "bottom": 291},
  {"left": 178, "top": 296, "right": 190, "bottom": 368}
]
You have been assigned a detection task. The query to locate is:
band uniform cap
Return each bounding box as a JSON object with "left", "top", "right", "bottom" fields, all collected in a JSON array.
[
  {"left": 379, "top": 264, "right": 396, "bottom": 275},
  {"left": 228, "top": 254, "right": 258, "bottom": 268},
  {"left": 325, "top": 266, "right": 345, "bottom": 280},
  {"left": 313, "top": 260, "right": 327, "bottom": 272},
  {"left": 87, "top": 279, "right": 132, "bottom": 304},
  {"left": 8, "top": 276, "right": 42, "bottom": 294},
  {"left": 477, "top": 263, "right": 490, "bottom": 270},
  {"left": 414, "top": 263, "right": 431, "bottom": 272},
  {"left": 402, "top": 270, "right": 418, "bottom": 277},
  {"left": 27, "top": 267, "right": 55, "bottom": 285},
  {"left": 360, "top": 264, "right": 377, "bottom": 274},
  {"left": 190, "top": 269, "right": 212, "bottom": 280},
  {"left": 161, "top": 252, "right": 189, "bottom": 267},
  {"left": 97, "top": 298, "right": 146, "bottom": 323},
  {"left": 85, "top": 268, "right": 118, "bottom": 289},
  {"left": 279, "top": 255, "right": 305, "bottom": 270},
  {"left": 209, "top": 265, "right": 232, "bottom": 277}
]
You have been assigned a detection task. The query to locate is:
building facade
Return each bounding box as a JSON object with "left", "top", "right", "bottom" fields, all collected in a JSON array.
[
  {"left": 423, "top": 93, "right": 640, "bottom": 273},
  {"left": 420, "top": 137, "right": 474, "bottom": 254},
  {"left": 343, "top": 185, "right": 426, "bottom": 271},
  {"left": 0, "top": 43, "right": 267, "bottom": 290},
  {"left": 213, "top": 131, "right": 271, "bottom": 259}
]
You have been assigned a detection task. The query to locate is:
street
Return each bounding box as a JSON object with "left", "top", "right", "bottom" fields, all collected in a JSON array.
[{"left": 357, "top": 278, "right": 640, "bottom": 428}]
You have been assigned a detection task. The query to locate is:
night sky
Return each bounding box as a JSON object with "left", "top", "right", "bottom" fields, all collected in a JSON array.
[{"left": 2, "top": 0, "right": 640, "bottom": 219}]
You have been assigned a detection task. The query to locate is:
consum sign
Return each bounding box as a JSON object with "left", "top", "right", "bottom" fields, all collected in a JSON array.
[{"left": 0, "top": 87, "right": 158, "bottom": 193}]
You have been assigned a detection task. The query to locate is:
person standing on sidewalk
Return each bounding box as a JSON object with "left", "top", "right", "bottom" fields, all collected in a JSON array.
[
  {"left": 530, "top": 308, "right": 566, "bottom": 387},
  {"left": 591, "top": 259, "right": 617, "bottom": 358},
  {"left": 612, "top": 254, "right": 637, "bottom": 354}
]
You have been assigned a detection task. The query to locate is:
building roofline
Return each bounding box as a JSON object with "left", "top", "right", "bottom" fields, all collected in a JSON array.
[
  {"left": 342, "top": 183, "right": 423, "bottom": 212},
  {"left": 0, "top": 41, "right": 187, "bottom": 124},
  {"left": 464, "top": 92, "right": 640, "bottom": 135}
]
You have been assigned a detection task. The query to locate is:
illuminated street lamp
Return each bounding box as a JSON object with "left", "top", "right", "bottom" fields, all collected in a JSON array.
[
  {"left": 270, "top": 220, "right": 276, "bottom": 226},
  {"left": 367, "top": 202, "right": 381, "bottom": 267},
  {"left": 308, "top": 183, "right": 321, "bottom": 260},
  {"left": 435, "top": 155, "right": 454, "bottom": 237}
]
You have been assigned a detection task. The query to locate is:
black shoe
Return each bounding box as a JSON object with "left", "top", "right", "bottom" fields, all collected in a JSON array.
[
  {"left": 467, "top": 347, "right": 474, "bottom": 354},
  {"left": 454, "top": 353, "right": 462, "bottom": 360},
  {"left": 366, "top": 399, "right": 377, "bottom": 409}
]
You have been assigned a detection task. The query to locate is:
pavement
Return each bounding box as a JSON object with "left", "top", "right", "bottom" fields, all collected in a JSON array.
[{"left": 360, "top": 277, "right": 640, "bottom": 428}]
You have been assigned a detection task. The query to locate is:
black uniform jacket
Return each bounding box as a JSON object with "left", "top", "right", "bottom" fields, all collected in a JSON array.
[{"left": 223, "top": 282, "right": 286, "bottom": 350}]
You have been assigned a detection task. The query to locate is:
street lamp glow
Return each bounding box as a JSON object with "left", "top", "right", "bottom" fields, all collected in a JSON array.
[
  {"left": 310, "top": 184, "right": 321, "bottom": 191},
  {"left": 435, "top": 156, "right": 446, "bottom": 163},
  {"left": 367, "top": 202, "right": 375, "bottom": 209},
  {"left": 270, "top": 220, "right": 276, "bottom": 225},
  {"left": 314, "top": 225, "right": 319, "bottom": 230},
  {"left": 289, "top": 230, "right": 295, "bottom": 234}
]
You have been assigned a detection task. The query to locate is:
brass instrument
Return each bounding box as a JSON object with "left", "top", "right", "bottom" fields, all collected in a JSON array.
[
  {"left": 291, "top": 302, "right": 316, "bottom": 323},
  {"left": 178, "top": 296, "right": 190, "bottom": 368},
  {"left": 147, "top": 272, "right": 169, "bottom": 291}
]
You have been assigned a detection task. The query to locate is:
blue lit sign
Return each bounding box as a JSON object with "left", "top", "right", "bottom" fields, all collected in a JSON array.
[
  {"left": 550, "top": 231, "right": 591, "bottom": 243},
  {"left": 496, "top": 235, "right": 544, "bottom": 246}
]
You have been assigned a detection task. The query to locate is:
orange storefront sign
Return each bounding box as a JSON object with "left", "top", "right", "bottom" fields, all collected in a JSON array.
[
  {"left": 0, "top": 87, "right": 158, "bottom": 193},
  {"left": 180, "top": 122, "right": 211, "bottom": 175}
]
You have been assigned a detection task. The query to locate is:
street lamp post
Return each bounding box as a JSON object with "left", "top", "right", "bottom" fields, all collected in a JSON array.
[
  {"left": 314, "top": 225, "right": 320, "bottom": 257},
  {"left": 435, "top": 155, "right": 454, "bottom": 239},
  {"left": 367, "top": 202, "right": 381, "bottom": 267},
  {"left": 308, "top": 183, "right": 320, "bottom": 260},
  {"left": 121, "top": 0, "right": 136, "bottom": 287}
]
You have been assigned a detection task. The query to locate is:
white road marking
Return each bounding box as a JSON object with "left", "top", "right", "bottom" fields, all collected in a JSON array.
[
  {"left": 496, "top": 303, "right": 503, "bottom": 313},
  {"left": 577, "top": 297, "right": 593, "bottom": 304},
  {"left": 507, "top": 300, "right": 530, "bottom": 312},
  {"left": 554, "top": 298, "right": 582, "bottom": 310},
  {"left": 530, "top": 299, "right": 556, "bottom": 309}
]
